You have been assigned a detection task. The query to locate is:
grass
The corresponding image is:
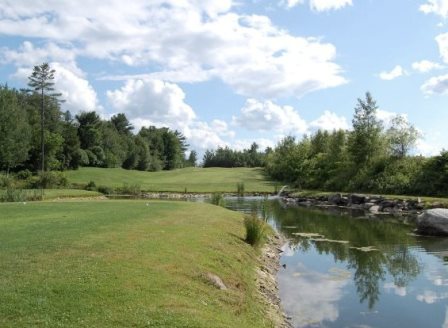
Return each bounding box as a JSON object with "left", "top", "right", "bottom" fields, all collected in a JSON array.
[
  {"left": 0, "top": 200, "right": 274, "bottom": 328},
  {"left": 0, "top": 189, "right": 102, "bottom": 202},
  {"left": 244, "top": 215, "right": 269, "bottom": 247},
  {"left": 65, "top": 167, "right": 275, "bottom": 193}
]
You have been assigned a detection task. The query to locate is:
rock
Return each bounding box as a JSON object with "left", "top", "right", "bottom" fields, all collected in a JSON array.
[
  {"left": 349, "top": 194, "right": 366, "bottom": 205},
  {"left": 379, "top": 200, "right": 396, "bottom": 211},
  {"left": 328, "top": 193, "right": 342, "bottom": 205},
  {"left": 204, "top": 273, "right": 227, "bottom": 290},
  {"left": 417, "top": 209, "right": 448, "bottom": 236},
  {"left": 369, "top": 205, "right": 380, "bottom": 213},
  {"left": 363, "top": 202, "right": 375, "bottom": 210}
]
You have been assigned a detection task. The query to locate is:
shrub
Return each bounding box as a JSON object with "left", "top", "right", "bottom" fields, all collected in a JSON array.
[
  {"left": 16, "top": 170, "right": 32, "bottom": 180},
  {"left": 97, "top": 185, "right": 114, "bottom": 195},
  {"left": 85, "top": 180, "right": 97, "bottom": 191},
  {"left": 37, "top": 172, "right": 68, "bottom": 189},
  {"left": 210, "top": 193, "right": 225, "bottom": 207},
  {"left": 0, "top": 188, "right": 27, "bottom": 202},
  {"left": 119, "top": 183, "right": 141, "bottom": 196},
  {"left": 244, "top": 214, "right": 268, "bottom": 247},
  {"left": 0, "top": 174, "right": 14, "bottom": 188},
  {"left": 236, "top": 182, "right": 245, "bottom": 197}
]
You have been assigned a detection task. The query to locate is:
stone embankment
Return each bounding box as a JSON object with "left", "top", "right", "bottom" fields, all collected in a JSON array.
[
  {"left": 257, "top": 233, "right": 292, "bottom": 328},
  {"left": 281, "top": 192, "right": 446, "bottom": 215}
]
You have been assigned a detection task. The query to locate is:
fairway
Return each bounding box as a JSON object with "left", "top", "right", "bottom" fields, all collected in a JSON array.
[
  {"left": 65, "top": 167, "right": 277, "bottom": 193},
  {"left": 0, "top": 200, "right": 274, "bottom": 328}
]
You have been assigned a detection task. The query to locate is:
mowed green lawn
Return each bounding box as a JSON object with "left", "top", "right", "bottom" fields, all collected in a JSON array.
[
  {"left": 65, "top": 167, "right": 276, "bottom": 193},
  {"left": 0, "top": 200, "right": 273, "bottom": 328}
]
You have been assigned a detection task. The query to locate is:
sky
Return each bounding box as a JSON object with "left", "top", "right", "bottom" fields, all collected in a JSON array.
[{"left": 0, "top": 0, "right": 447, "bottom": 156}]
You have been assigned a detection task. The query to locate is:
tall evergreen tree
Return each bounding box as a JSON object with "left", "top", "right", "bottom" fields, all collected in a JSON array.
[{"left": 27, "top": 63, "right": 63, "bottom": 173}]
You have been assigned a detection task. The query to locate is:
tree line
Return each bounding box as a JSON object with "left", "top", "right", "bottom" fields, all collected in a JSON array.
[
  {"left": 0, "top": 64, "right": 195, "bottom": 176},
  {"left": 265, "top": 92, "right": 447, "bottom": 196}
]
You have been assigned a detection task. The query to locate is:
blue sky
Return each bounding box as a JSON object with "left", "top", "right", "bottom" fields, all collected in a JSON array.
[{"left": 0, "top": 0, "right": 447, "bottom": 155}]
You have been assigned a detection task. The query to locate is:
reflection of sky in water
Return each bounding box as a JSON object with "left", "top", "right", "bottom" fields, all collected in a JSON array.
[
  {"left": 278, "top": 251, "right": 350, "bottom": 327},
  {"left": 278, "top": 241, "right": 448, "bottom": 328}
]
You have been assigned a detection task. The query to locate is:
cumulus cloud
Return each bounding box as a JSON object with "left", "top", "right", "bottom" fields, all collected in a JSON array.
[
  {"left": 412, "top": 60, "right": 445, "bottom": 73},
  {"left": 107, "top": 79, "right": 196, "bottom": 130},
  {"left": 420, "top": 0, "right": 448, "bottom": 18},
  {"left": 310, "top": 110, "right": 349, "bottom": 131},
  {"left": 10, "top": 62, "right": 99, "bottom": 114},
  {"left": 421, "top": 74, "right": 448, "bottom": 95},
  {"left": 436, "top": 33, "right": 448, "bottom": 63},
  {"left": 379, "top": 65, "right": 406, "bottom": 80},
  {"left": 384, "top": 282, "right": 407, "bottom": 297},
  {"left": 232, "top": 99, "right": 308, "bottom": 134},
  {"left": 0, "top": 0, "right": 346, "bottom": 99}
]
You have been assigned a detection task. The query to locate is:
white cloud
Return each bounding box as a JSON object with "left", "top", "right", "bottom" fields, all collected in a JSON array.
[
  {"left": 412, "top": 60, "right": 445, "bottom": 73},
  {"left": 436, "top": 33, "right": 448, "bottom": 63},
  {"left": 384, "top": 282, "right": 407, "bottom": 297},
  {"left": 416, "top": 290, "right": 448, "bottom": 304},
  {"left": 107, "top": 79, "right": 196, "bottom": 130},
  {"left": 0, "top": 0, "right": 347, "bottom": 99},
  {"left": 280, "top": 0, "right": 352, "bottom": 11},
  {"left": 420, "top": 0, "right": 448, "bottom": 18},
  {"left": 10, "top": 62, "right": 99, "bottom": 115},
  {"left": 232, "top": 99, "right": 308, "bottom": 134},
  {"left": 52, "top": 63, "right": 100, "bottom": 114},
  {"left": 379, "top": 65, "right": 406, "bottom": 80},
  {"left": 421, "top": 74, "right": 448, "bottom": 95},
  {"left": 278, "top": 263, "right": 350, "bottom": 326},
  {"left": 376, "top": 109, "right": 399, "bottom": 126},
  {"left": 232, "top": 138, "right": 276, "bottom": 151},
  {"left": 309, "top": 0, "right": 352, "bottom": 12},
  {"left": 310, "top": 110, "right": 349, "bottom": 131}
]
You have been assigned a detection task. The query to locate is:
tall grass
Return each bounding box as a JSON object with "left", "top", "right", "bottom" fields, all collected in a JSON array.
[
  {"left": 0, "top": 188, "right": 42, "bottom": 202},
  {"left": 244, "top": 214, "right": 268, "bottom": 247},
  {"left": 210, "top": 193, "right": 226, "bottom": 207},
  {"left": 237, "top": 182, "right": 245, "bottom": 197}
]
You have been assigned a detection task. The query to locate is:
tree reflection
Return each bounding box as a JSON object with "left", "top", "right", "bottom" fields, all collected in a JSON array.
[{"left": 263, "top": 200, "right": 422, "bottom": 309}]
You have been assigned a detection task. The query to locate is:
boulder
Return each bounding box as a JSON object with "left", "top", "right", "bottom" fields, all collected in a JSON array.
[
  {"left": 328, "top": 193, "right": 342, "bottom": 205},
  {"left": 349, "top": 194, "right": 366, "bottom": 205},
  {"left": 417, "top": 209, "right": 448, "bottom": 236}
]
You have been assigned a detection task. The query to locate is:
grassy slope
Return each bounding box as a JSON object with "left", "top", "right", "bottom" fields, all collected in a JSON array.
[
  {"left": 0, "top": 200, "right": 273, "bottom": 328},
  {"left": 65, "top": 167, "right": 276, "bottom": 193}
]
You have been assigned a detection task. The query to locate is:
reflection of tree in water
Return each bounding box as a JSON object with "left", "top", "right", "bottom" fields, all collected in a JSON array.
[{"left": 264, "top": 200, "right": 422, "bottom": 309}]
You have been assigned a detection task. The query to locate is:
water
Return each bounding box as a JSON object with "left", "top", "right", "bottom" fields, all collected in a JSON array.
[{"left": 224, "top": 197, "right": 448, "bottom": 328}]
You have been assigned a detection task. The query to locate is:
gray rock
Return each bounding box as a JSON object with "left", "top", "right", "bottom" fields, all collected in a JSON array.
[
  {"left": 369, "top": 205, "right": 380, "bottom": 213},
  {"left": 417, "top": 209, "right": 448, "bottom": 236},
  {"left": 328, "top": 193, "right": 342, "bottom": 205},
  {"left": 204, "top": 272, "right": 227, "bottom": 290},
  {"left": 350, "top": 194, "right": 366, "bottom": 205}
]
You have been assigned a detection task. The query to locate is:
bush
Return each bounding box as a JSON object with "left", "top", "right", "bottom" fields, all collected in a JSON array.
[
  {"left": 236, "top": 182, "right": 245, "bottom": 197},
  {"left": 210, "top": 193, "right": 225, "bottom": 207},
  {"left": 0, "top": 174, "right": 14, "bottom": 188},
  {"left": 37, "top": 172, "right": 68, "bottom": 189},
  {"left": 244, "top": 214, "right": 268, "bottom": 247},
  {"left": 119, "top": 183, "right": 141, "bottom": 196},
  {"left": 16, "top": 170, "right": 32, "bottom": 180},
  {"left": 0, "top": 188, "right": 27, "bottom": 202},
  {"left": 85, "top": 180, "right": 97, "bottom": 191},
  {"left": 97, "top": 185, "right": 114, "bottom": 195}
]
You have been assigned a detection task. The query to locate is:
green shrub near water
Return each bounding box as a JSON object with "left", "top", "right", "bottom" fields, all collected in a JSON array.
[
  {"left": 237, "top": 182, "right": 245, "bottom": 196},
  {"left": 210, "top": 192, "right": 225, "bottom": 207},
  {"left": 119, "top": 183, "right": 141, "bottom": 196},
  {"left": 244, "top": 214, "right": 268, "bottom": 247}
]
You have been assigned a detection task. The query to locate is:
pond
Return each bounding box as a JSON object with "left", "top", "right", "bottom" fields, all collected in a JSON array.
[{"left": 224, "top": 197, "right": 448, "bottom": 328}]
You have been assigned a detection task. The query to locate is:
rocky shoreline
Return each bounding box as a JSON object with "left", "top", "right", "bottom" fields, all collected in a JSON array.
[
  {"left": 281, "top": 192, "right": 447, "bottom": 216},
  {"left": 256, "top": 233, "right": 292, "bottom": 328}
]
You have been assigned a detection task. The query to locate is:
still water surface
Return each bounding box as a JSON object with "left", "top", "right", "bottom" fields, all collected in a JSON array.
[{"left": 224, "top": 197, "right": 448, "bottom": 328}]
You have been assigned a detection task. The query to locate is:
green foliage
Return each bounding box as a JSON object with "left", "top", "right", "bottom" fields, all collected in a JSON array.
[
  {"left": 97, "top": 185, "right": 114, "bottom": 195},
  {"left": 37, "top": 171, "right": 68, "bottom": 189},
  {"left": 203, "top": 142, "right": 266, "bottom": 168},
  {"left": 119, "top": 183, "right": 141, "bottom": 196},
  {"left": 237, "top": 182, "right": 245, "bottom": 196},
  {"left": 210, "top": 192, "right": 226, "bottom": 206},
  {"left": 386, "top": 115, "right": 420, "bottom": 158},
  {"left": 85, "top": 180, "right": 97, "bottom": 191},
  {"left": 0, "top": 188, "right": 28, "bottom": 202},
  {"left": 244, "top": 214, "right": 268, "bottom": 247},
  {"left": 0, "top": 87, "right": 31, "bottom": 173}
]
